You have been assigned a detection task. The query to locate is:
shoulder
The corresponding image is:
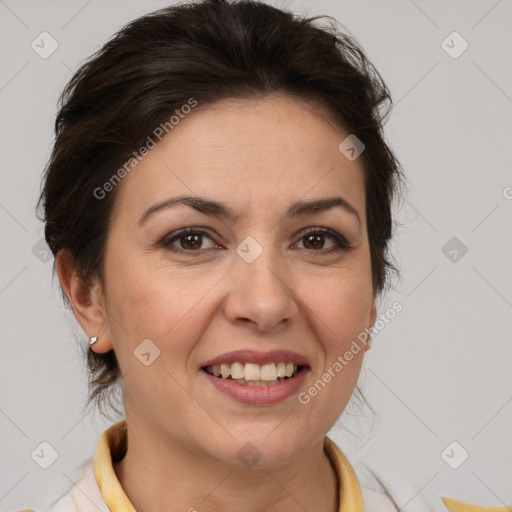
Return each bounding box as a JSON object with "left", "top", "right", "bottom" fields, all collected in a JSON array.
[
  {"left": 324, "top": 436, "right": 437, "bottom": 511},
  {"left": 18, "top": 459, "right": 111, "bottom": 512},
  {"left": 324, "top": 437, "right": 504, "bottom": 512},
  {"left": 355, "top": 461, "right": 507, "bottom": 512},
  {"left": 47, "top": 459, "right": 110, "bottom": 512},
  {"left": 354, "top": 462, "right": 437, "bottom": 512},
  {"left": 14, "top": 495, "right": 82, "bottom": 512}
]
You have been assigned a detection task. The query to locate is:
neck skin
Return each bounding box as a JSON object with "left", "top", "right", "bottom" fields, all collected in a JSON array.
[{"left": 113, "top": 409, "right": 339, "bottom": 512}]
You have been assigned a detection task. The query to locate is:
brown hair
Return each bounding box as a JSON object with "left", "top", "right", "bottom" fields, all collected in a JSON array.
[{"left": 36, "top": 0, "right": 403, "bottom": 419}]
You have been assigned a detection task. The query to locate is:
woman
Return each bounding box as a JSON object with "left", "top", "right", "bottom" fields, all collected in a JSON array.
[{"left": 23, "top": 0, "right": 505, "bottom": 511}]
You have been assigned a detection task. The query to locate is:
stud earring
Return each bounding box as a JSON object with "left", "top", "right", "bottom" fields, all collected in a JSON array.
[{"left": 89, "top": 336, "right": 98, "bottom": 345}]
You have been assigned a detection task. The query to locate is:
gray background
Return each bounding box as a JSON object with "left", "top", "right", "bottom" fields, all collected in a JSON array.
[{"left": 1, "top": 0, "right": 511, "bottom": 510}]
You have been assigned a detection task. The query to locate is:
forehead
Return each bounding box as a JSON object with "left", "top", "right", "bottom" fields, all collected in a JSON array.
[{"left": 111, "top": 95, "right": 366, "bottom": 226}]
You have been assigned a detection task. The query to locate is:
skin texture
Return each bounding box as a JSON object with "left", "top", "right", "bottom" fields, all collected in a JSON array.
[{"left": 57, "top": 95, "right": 377, "bottom": 512}]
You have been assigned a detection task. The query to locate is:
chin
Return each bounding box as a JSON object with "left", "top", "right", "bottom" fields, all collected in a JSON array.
[{"left": 205, "top": 429, "right": 309, "bottom": 469}]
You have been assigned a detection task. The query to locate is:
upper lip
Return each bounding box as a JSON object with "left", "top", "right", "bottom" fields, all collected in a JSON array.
[{"left": 202, "top": 349, "right": 310, "bottom": 368}]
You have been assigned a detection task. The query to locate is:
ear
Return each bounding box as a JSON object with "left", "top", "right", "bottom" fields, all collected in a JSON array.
[
  {"left": 363, "top": 303, "right": 377, "bottom": 352},
  {"left": 55, "top": 249, "right": 113, "bottom": 354}
]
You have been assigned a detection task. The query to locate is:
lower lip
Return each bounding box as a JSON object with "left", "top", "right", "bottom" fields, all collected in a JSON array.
[{"left": 201, "top": 368, "right": 309, "bottom": 405}]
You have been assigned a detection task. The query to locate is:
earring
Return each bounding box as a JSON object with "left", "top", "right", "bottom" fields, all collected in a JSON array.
[{"left": 89, "top": 336, "right": 98, "bottom": 345}]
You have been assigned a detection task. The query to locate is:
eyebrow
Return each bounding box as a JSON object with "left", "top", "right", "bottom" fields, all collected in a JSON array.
[{"left": 138, "top": 194, "right": 361, "bottom": 227}]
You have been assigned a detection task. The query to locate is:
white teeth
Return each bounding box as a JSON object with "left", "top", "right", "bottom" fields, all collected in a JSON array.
[
  {"left": 260, "top": 363, "right": 277, "bottom": 381},
  {"left": 220, "top": 363, "right": 230, "bottom": 379},
  {"left": 244, "top": 363, "right": 261, "bottom": 381},
  {"left": 230, "top": 362, "right": 244, "bottom": 380},
  {"left": 205, "top": 362, "right": 300, "bottom": 381}
]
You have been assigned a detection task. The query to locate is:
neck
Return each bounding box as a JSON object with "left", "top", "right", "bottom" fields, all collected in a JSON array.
[{"left": 113, "top": 413, "right": 339, "bottom": 512}]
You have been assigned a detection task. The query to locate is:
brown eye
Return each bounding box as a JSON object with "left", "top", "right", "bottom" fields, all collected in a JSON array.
[
  {"left": 295, "top": 228, "right": 351, "bottom": 253},
  {"left": 180, "top": 233, "right": 203, "bottom": 250},
  {"left": 303, "top": 233, "right": 327, "bottom": 250},
  {"left": 162, "top": 228, "right": 218, "bottom": 254}
]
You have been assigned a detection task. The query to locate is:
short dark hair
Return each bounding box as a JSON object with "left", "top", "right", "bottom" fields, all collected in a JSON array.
[{"left": 36, "top": 0, "right": 404, "bottom": 418}]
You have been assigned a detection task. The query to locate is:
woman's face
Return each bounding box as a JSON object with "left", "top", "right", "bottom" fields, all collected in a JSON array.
[{"left": 95, "top": 95, "right": 376, "bottom": 466}]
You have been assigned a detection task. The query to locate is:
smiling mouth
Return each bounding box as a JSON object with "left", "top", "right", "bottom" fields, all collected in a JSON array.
[{"left": 202, "top": 362, "right": 305, "bottom": 386}]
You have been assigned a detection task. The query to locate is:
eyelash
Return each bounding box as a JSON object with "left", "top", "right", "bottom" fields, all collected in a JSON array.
[{"left": 160, "top": 227, "right": 353, "bottom": 256}]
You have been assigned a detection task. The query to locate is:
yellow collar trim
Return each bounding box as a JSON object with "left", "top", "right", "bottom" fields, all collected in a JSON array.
[
  {"left": 93, "top": 420, "right": 136, "bottom": 512},
  {"left": 441, "top": 497, "right": 511, "bottom": 512},
  {"left": 323, "top": 435, "right": 365, "bottom": 511}
]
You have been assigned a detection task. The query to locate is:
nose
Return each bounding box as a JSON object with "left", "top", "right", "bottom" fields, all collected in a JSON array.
[{"left": 223, "top": 244, "right": 299, "bottom": 333}]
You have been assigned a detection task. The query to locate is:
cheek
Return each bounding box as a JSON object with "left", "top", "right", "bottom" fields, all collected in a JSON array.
[
  {"left": 105, "top": 254, "right": 224, "bottom": 365},
  {"left": 300, "top": 268, "right": 374, "bottom": 348}
]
